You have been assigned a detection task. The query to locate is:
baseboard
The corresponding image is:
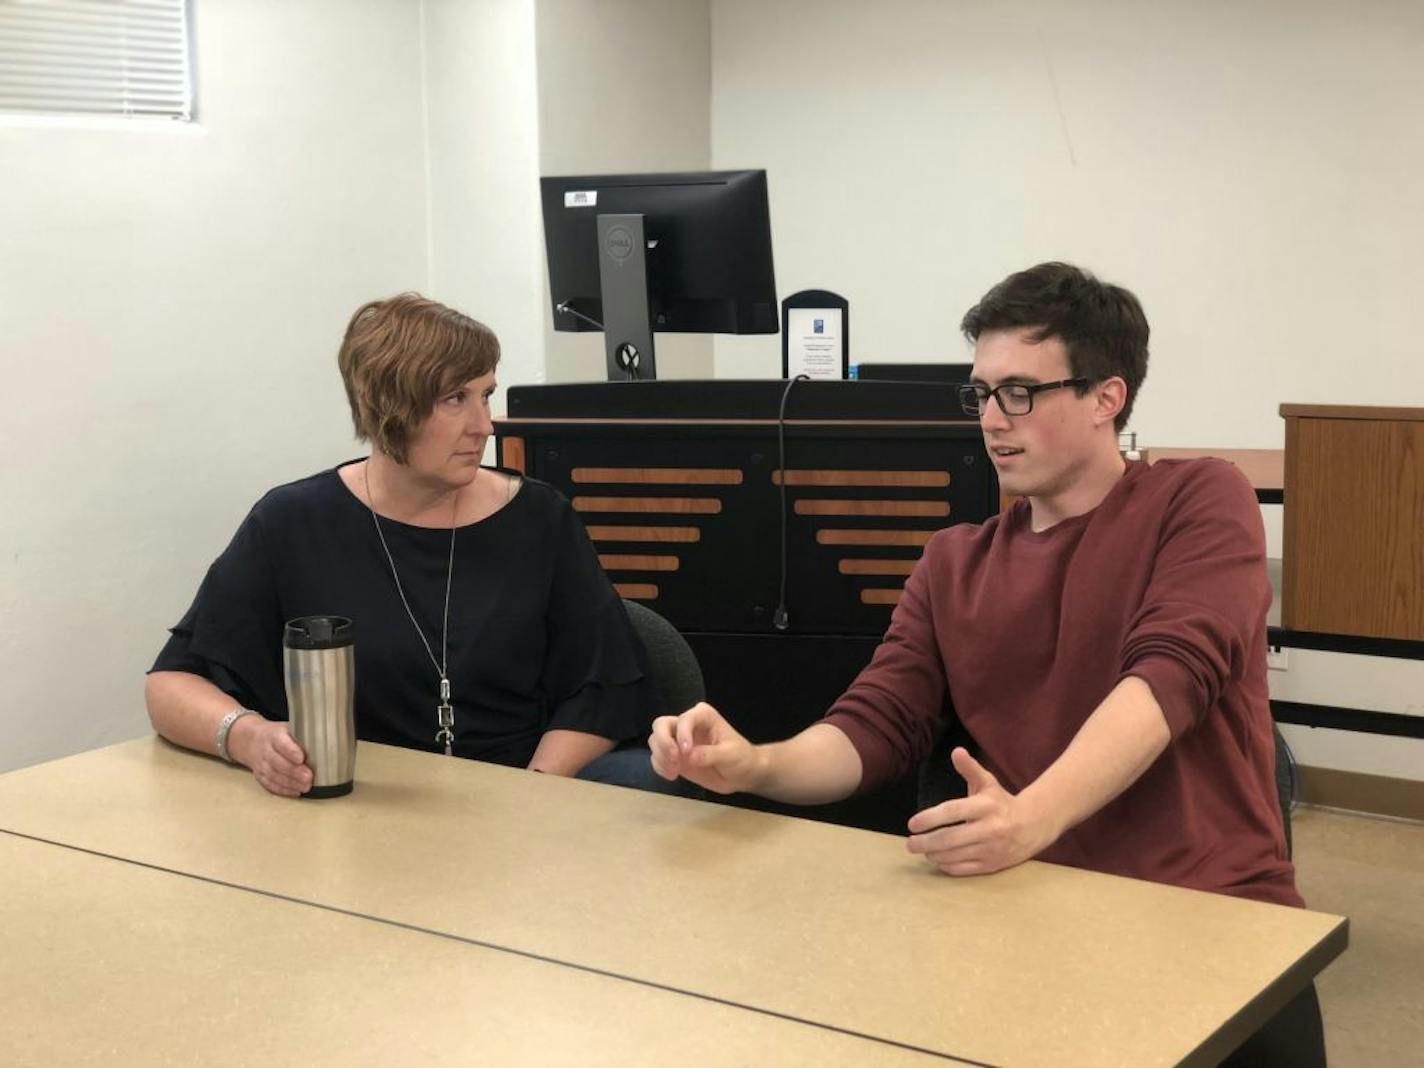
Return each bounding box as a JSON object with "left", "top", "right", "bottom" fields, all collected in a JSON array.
[{"left": 1296, "top": 765, "right": 1424, "bottom": 822}]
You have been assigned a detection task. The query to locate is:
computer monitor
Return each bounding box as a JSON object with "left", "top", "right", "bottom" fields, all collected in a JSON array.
[{"left": 540, "top": 170, "right": 778, "bottom": 380}]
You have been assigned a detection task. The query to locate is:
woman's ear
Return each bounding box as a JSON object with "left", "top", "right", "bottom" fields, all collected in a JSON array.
[{"left": 1093, "top": 377, "right": 1127, "bottom": 429}]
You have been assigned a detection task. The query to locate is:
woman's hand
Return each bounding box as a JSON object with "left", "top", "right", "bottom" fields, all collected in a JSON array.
[{"left": 228, "top": 716, "right": 313, "bottom": 797}]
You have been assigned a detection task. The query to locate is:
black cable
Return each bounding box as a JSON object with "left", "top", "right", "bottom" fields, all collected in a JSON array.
[
  {"left": 556, "top": 302, "right": 642, "bottom": 379},
  {"left": 774, "top": 375, "right": 810, "bottom": 631},
  {"left": 555, "top": 302, "right": 604, "bottom": 331}
]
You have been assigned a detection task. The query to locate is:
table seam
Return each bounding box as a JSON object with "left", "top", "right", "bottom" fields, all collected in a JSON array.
[{"left": 0, "top": 826, "right": 994, "bottom": 1067}]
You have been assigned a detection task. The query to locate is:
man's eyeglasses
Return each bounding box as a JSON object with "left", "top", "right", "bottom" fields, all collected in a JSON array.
[{"left": 958, "top": 378, "right": 1090, "bottom": 417}]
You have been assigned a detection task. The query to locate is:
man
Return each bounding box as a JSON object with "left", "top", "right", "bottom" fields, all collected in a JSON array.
[{"left": 650, "top": 262, "right": 1323, "bottom": 1065}]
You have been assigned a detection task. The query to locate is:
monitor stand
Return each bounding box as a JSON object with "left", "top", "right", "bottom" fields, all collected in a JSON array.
[{"left": 596, "top": 213, "right": 657, "bottom": 380}]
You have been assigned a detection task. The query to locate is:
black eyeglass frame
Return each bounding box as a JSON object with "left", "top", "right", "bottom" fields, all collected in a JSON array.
[{"left": 958, "top": 377, "right": 1091, "bottom": 417}]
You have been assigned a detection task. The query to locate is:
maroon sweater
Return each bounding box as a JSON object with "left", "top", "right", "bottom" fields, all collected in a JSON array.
[{"left": 825, "top": 458, "right": 1302, "bottom": 907}]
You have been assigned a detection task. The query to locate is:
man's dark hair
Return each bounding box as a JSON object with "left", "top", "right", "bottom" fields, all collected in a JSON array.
[{"left": 960, "top": 262, "right": 1149, "bottom": 432}]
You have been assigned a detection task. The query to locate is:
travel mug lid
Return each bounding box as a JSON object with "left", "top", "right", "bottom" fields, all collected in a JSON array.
[{"left": 284, "top": 615, "right": 355, "bottom": 650}]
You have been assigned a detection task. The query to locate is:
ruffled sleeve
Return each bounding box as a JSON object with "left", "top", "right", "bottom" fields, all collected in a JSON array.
[
  {"left": 540, "top": 499, "right": 658, "bottom": 742},
  {"left": 149, "top": 501, "right": 288, "bottom": 720}
]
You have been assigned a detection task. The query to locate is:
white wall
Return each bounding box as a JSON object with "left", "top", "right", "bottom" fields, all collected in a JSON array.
[
  {"left": 0, "top": 0, "right": 551, "bottom": 773},
  {"left": 709, "top": 0, "right": 1424, "bottom": 450},
  {"left": 424, "top": 0, "right": 546, "bottom": 404},
  {"left": 534, "top": 0, "right": 714, "bottom": 381},
  {"left": 1272, "top": 650, "right": 1424, "bottom": 780},
  {"left": 1263, "top": 505, "right": 1424, "bottom": 779},
  {"left": 0, "top": 0, "right": 429, "bottom": 772}
]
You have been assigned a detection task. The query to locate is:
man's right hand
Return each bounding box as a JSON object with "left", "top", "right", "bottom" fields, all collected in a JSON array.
[
  {"left": 649, "top": 702, "right": 765, "bottom": 795},
  {"left": 227, "top": 716, "right": 313, "bottom": 797}
]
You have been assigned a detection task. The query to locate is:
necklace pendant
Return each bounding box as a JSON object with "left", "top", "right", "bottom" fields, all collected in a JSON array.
[{"left": 436, "top": 699, "right": 454, "bottom": 757}]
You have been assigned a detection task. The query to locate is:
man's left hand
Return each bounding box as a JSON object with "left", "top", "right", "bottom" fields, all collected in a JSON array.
[{"left": 905, "top": 748, "right": 1060, "bottom": 876}]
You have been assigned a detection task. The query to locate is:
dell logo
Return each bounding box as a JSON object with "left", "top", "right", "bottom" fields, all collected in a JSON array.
[{"left": 604, "top": 226, "right": 635, "bottom": 261}]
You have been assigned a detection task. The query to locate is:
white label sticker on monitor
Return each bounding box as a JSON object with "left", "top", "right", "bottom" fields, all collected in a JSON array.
[{"left": 564, "top": 190, "right": 597, "bottom": 208}]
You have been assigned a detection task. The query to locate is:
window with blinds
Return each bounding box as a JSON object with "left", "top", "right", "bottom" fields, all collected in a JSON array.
[{"left": 0, "top": 0, "right": 193, "bottom": 121}]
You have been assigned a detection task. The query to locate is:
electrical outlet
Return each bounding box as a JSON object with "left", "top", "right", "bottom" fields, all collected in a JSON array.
[{"left": 1267, "top": 647, "right": 1289, "bottom": 671}]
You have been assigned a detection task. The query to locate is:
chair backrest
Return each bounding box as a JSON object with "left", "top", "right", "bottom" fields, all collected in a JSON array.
[
  {"left": 1273, "top": 722, "right": 1295, "bottom": 859},
  {"left": 622, "top": 599, "right": 706, "bottom": 716}
]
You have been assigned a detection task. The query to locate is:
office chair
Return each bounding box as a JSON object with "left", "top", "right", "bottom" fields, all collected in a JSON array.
[
  {"left": 622, "top": 599, "right": 706, "bottom": 716},
  {"left": 915, "top": 697, "right": 970, "bottom": 812},
  {"left": 1273, "top": 722, "right": 1295, "bottom": 859},
  {"left": 573, "top": 601, "right": 706, "bottom": 798}
]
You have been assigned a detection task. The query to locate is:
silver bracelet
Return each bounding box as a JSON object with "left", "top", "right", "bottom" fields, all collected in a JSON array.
[{"left": 216, "top": 708, "right": 259, "bottom": 764}]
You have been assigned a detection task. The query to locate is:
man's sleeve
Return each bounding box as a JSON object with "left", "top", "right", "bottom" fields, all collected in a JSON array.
[
  {"left": 1120, "top": 460, "right": 1271, "bottom": 738},
  {"left": 822, "top": 541, "right": 949, "bottom": 792}
]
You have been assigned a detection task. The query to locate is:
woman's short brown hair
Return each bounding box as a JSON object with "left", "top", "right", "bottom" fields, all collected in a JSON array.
[{"left": 337, "top": 293, "right": 500, "bottom": 463}]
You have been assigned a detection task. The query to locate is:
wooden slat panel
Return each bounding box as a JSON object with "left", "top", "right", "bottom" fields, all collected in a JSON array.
[
  {"left": 838, "top": 559, "right": 917, "bottom": 576},
  {"left": 613, "top": 582, "right": 659, "bottom": 600},
  {"left": 573, "top": 497, "right": 722, "bottom": 514},
  {"left": 860, "top": 589, "right": 903, "bottom": 606},
  {"left": 573, "top": 467, "right": 743, "bottom": 485},
  {"left": 817, "top": 529, "right": 935, "bottom": 546},
  {"left": 598, "top": 555, "right": 681, "bottom": 572},
  {"left": 500, "top": 436, "right": 525, "bottom": 474},
  {"left": 773, "top": 470, "right": 950, "bottom": 487},
  {"left": 586, "top": 526, "right": 701, "bottom": 544},
  {"left": 795, "top": 500, "right": 949, "bottom": 517}
]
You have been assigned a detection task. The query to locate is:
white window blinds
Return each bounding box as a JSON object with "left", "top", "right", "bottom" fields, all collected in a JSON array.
[{"left": 0, "top": 0, "right": 193, "bottom": 120}]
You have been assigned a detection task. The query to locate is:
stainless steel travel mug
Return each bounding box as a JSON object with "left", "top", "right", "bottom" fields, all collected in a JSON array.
[{"left": 283, "top": 615, "right": 356, "bottom": 798}]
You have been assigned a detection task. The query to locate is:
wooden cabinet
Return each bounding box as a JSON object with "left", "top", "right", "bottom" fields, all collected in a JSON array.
[{"left": 1281, "top": 404, "right": 1424, "bottom": 641}]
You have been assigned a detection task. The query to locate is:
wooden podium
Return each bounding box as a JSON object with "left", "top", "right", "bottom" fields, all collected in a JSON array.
[
  {"left": 496, "top": 380, "right": 998, "bottom": 831},
  {"left": 1281, "top": 404, "right": 1424, "bottom": 642}
]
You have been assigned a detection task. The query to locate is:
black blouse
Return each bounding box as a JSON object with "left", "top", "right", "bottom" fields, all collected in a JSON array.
[{"left": 152, "top": 463, "right": 657, "bottom": 767}]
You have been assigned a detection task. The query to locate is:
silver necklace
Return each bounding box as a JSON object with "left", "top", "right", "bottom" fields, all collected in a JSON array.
[{"left": 364, "top": 462, "right": 458, "bottom": 756}]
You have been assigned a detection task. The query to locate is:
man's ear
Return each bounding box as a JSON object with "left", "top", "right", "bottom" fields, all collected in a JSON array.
[{"left": 1093, "top": 377, "right": 1127, "bottom": 428}]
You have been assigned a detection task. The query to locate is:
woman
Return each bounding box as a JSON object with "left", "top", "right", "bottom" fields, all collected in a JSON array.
[{"left": 147, "top": 293, "right": 673, "bottom": 797}]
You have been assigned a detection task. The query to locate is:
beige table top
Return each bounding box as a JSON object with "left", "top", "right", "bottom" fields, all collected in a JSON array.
[
  {"left": 0, "top": 738, "right": 1347, "bottom": 1067},
  {"left": 0, "top": 833, "right": 944, "bottom": 1067}
]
